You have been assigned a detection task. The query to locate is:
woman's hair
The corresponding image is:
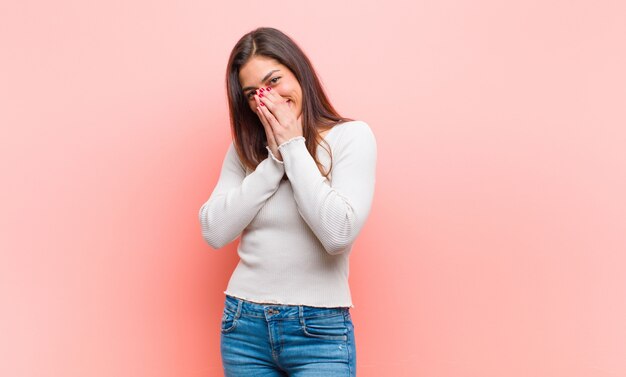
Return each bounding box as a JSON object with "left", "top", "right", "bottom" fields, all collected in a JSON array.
[{"left": 225, "top": 27, "right": 352, "bottom": 177}]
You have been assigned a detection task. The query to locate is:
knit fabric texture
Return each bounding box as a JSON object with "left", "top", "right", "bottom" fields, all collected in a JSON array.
[{"left": 199, "top": 120, "right": 377, "bottom": 307}]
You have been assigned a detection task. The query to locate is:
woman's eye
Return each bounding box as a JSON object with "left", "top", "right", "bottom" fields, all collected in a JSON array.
[
  {"left": 269, "top": 76, "right": 281, "bottom": 84},
  {"left": 247, "top": 91, "right": 255, "bottom": 99}
]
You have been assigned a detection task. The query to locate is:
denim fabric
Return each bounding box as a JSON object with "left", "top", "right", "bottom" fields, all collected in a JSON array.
[{"left": 220, "top": 295, "right": 356, "bottom": 377}]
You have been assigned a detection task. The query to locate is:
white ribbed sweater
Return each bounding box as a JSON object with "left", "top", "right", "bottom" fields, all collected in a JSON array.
[{"left": 198, "top": 120, "right": 376, "bottom": 307}]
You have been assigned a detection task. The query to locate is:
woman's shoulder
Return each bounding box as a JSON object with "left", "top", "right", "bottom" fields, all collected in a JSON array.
[
  {"left": 334, "top": 119, "right": 370, "bottom": 129},
  {"left": 327, "top": 120, "right": 376, "bottom": 143},
  {"left": 327, "top": 119, "right": 372, "bottom": 135}
]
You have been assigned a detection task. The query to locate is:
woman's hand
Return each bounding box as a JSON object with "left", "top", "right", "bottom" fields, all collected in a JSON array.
[
  {"left": 254, "top": 88, "right": 303, "bottom": 145},
  {"left": 254, "top": 92, "right": 282, "bottom": 161}
]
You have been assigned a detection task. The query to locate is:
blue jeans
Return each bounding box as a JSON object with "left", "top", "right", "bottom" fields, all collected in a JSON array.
[{"left": 220, "top": 295, "right": 357, "bottom": 377}]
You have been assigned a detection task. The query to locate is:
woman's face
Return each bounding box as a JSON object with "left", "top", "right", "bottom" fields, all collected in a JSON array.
[{"left": 239, "top": 55, "right": 303, "bottom": 119}]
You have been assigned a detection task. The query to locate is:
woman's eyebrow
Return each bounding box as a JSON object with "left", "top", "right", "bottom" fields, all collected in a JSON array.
[{"left": 242, "top": 70, "right": 280, "bottom": 92}]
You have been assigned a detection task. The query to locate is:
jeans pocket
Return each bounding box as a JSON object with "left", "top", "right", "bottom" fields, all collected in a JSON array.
[
  {"left": 302, "top": 314, "right": 348, "bottom": 341},
  {"left": 221, "top": 307, "right": 238, "bottom": 334}
]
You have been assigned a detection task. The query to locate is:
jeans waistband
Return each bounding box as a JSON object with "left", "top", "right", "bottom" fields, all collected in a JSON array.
[{"left": 224, "top": 294, "right": 349, "bottom": 319}]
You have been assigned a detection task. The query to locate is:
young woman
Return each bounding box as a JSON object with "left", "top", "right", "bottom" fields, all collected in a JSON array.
[{"left": 199, "top": 27, "right": 376, "bottom": 377}]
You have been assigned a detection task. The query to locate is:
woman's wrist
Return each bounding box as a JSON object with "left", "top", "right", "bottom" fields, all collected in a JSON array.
[
  {"left": 277, "top": 136, "right": 306, "bottom": 151},
  {"left": 266, "top": 146, "right": 284, "bottom": 164}
]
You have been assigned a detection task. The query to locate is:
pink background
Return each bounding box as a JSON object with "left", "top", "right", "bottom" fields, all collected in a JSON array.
[{"left": 2, "top": 1, "right": 625, "bottom": 376}]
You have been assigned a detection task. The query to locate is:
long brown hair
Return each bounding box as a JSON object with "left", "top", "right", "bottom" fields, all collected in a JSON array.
[{"left": 225, "top": 27, "right": 352, "bottom": 177}]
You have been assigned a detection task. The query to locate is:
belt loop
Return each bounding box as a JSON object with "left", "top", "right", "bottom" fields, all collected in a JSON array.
[
  {"left": 298, "top": 305, "right": 305, "bottom": 327},
  {"left": 235, "top": 297, "right": 243, "bottom": 320}
]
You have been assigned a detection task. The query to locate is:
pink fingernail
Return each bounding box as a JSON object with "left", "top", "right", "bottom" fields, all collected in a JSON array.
[
  {"left": 260, "top": 102, "right": 265, "bottom": 106},
  {"left": 267, "top": 87, "right": 272, "bottom": 91}
]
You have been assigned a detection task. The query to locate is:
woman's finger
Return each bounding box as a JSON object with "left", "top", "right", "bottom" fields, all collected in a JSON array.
[
  {"left": 256, "top": 102, "right": 268, "bottom": 128},
  {"left": 260, "top": 99, "right": 294, "bottom": 134},
  {"left": 258, "top": 88, "right": 287, "bottom": 116},
  {"left": 256, "top": 101, "right": 278, "bottom": 142},
  {"left": 258, "top": 91, "right": 277, "bottom": 113},
  {"left": 255, "top": 100, "right": 272, "bottom": 132},
  {"left": 260, "top": 87, "right": 279, "bottom": 101},
  {"left": 259, "top": 101, "right": 281, "bottom": 132},
  {"left": 257, "top": 106, "right": 282, "bottom": 159}
]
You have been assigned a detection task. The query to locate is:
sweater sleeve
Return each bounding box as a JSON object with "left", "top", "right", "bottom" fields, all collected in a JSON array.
[
  {"left": 198, "top": 143, "right": 285, "bottom": 249},
  {"left": 277, "top": 121, "right": 377, "bottom": 255}
]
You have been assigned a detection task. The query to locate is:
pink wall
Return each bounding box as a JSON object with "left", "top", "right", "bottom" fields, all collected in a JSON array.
[{"left": 2, "top": 1, "right": 625, "bottom": 376}]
